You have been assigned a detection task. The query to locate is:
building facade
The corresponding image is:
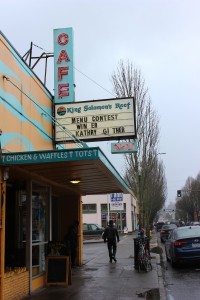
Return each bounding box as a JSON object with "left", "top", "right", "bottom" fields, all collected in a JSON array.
[
  {"left": 82, "top": 194, "right": 138, "bottom": 232},
  {"left": 0, "top": 30, "right": 133, "bottom": 300}
]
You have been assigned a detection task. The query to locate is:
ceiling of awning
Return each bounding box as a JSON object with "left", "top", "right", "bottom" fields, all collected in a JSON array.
[{"left": 2, "top": 147, "right": 132, "bottom": 196}]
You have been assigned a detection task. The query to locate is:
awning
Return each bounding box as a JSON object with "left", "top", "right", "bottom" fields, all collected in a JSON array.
[{"left": 1, "top": 147, "right": 132, "bottom": 195}]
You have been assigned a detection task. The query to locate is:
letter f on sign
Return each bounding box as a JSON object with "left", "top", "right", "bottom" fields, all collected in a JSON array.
[{"left": 58, "top": 67, "right": 69, "bottom": 80}]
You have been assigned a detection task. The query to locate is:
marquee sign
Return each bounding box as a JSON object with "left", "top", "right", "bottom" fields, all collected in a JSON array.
[
  {"left": 55, "top": 97, "right": 136, "bottom": 143},
  {"left": 54, "top": 28, "right": 74, "bottom": 103}
]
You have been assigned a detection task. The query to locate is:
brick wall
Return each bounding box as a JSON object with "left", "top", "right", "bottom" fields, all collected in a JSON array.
[{"left": 4, "top": 269, "right": 29, "bottom": 300}]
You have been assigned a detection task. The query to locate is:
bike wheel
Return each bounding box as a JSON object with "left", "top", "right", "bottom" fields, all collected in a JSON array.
[
  {"left": 143, "top": 259, "right": 148, "bottom": 272},
  {"left": 146, "top": 258, "right": 152, "bottom": 271},
  {"left": 138, "top": 259, "right": 142, "bottom": 272}
]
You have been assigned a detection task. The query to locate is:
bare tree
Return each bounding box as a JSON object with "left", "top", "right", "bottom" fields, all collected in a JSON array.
[
  {"left": 176, "top": 174, "right": 200, "bottom": 222},
  {"left": 111, "top": 60, "right": 167, "bottom": 230}
]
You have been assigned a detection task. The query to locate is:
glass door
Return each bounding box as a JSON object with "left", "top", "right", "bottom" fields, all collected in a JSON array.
[{"left": 32, "top": 182, "right": 50, "bottom": 277}]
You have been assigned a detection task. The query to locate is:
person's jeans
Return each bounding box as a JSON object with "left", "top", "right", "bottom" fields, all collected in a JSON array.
[{"left": 107, "top": 240, "right": 117, "bottom": 259}]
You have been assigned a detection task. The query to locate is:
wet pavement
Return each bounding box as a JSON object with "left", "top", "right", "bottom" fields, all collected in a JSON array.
[{"left": 23, "top": 233, "right": 166, "bottom": 300}]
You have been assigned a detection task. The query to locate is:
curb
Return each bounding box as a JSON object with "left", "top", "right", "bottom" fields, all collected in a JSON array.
[
  {"left": 151, "top": 236, "right": 167, "bottom": 300},
  {"left": 156, "top": 254, "right": 167, "bottom": 300},
  {"left": 83, "top": 239, "right": 103, "bottom": 244}
]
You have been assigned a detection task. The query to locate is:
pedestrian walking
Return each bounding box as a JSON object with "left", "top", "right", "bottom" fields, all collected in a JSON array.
[
  {"left": 103, "top": 220, "right": 120, "bottom": 263},
  {"left": 64, "top": 220, "right": 79, "bottom": 267}
]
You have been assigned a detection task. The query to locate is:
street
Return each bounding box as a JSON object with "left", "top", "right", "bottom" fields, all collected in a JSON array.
[{"left": 158, "top": 233, "right": 200, "bottom": 300}]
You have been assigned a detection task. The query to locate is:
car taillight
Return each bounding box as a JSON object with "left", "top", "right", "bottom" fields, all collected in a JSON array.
[{"left": 173, "top": 241, "right": 188, "bottom": 247}]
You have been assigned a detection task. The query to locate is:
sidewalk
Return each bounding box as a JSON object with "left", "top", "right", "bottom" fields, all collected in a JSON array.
[{"left": 24, "top": 233, "right": 166, "bottom": 300}]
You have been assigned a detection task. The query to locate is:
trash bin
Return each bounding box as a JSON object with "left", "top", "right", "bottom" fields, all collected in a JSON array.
[
  {"left": 133, "top": 237, "right": 140, "bottom": 269},
  {"left": 144, "top": 237, "right": 150, "bottom": 257},
  {"left": 133, "top": 237, "right": 150, "bottom": 269}
]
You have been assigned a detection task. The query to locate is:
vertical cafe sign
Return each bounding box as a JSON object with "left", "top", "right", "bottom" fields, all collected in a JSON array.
[{"left": 54, "top": 28, "right": 74, "bottom": 103}]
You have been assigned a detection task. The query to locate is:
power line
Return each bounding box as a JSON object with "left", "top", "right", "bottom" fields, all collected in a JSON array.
[
  {"left": 23, "top": 43, "right": 115, "bottom": 98},
  {"left": 2, "top": 75, "right": 87, "bottom": 148},
  {"left": 32, "top": 43, "right": 50, "bottom": 53},
  {"left": 0, "top": 94, "right": 52, "bottom": 142},
  {"left": 74, "top": 67, "right": 115, "bottom": 97}
]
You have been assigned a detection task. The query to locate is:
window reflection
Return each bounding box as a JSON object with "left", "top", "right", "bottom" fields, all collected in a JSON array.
[
  {"left": 32, "top": 183, "right": 49, "bottom": 277},
  {"left": 32, "top": 244, "right": 46, "bottom": 276},
  {"left": 32, "top": 195, "right": 46, "bottom": 242}
]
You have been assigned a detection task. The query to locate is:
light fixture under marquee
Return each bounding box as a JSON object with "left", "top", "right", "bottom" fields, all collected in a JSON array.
[{"left": 70, "top": 179, "right": 81, "bottom": 184}]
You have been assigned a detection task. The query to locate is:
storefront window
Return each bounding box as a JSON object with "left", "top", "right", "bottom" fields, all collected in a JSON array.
[
  {"left": 82, "top": 204, "right": 97, "bottom": 213},
  {"left": 101, "top": 203, "right": 127, "bottom": 230},
  {"left": 32, "top": 182, "right": 49, "bottom": 277},
  {"left": 5, "top": 185, "right": 27, "bottom": 269}
]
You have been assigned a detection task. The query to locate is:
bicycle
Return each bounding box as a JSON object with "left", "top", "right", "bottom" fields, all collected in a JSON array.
[{"left": 137, "top": 238, "right": 152, "bottom": 272}]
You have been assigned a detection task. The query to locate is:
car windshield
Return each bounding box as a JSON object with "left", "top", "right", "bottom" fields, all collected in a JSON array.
[
  {"left": 91, "top": 224, "right": 99, "bottom": 230},
  {"left": 95, "top": 224, "right": 102, "bottom": 229},
  {"left": 83, "top": 224, "right": 88, "bottom": 231},
  {"left": 175, "top": 227, "right": 200, "bottom": 238},
  {"left": 162, "top": 224, "right": 176, "bottom": 230}
]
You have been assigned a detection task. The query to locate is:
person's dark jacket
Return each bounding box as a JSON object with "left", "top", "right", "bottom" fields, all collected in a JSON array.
[
  {"left": 103, "top": 224, "right": 119, "bottom": 243},
  {"left": 65, "top": 223, "right": 78, "bottom": 248}
]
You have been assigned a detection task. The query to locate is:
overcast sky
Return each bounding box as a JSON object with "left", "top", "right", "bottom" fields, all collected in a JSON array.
[{"left": 1, "top": 0, "right": 200, "bottom": 205}]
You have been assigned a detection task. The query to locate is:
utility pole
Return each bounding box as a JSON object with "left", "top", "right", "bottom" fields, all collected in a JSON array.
[{"left": 107, "top": 194, "right": 110, "bottom": 224}]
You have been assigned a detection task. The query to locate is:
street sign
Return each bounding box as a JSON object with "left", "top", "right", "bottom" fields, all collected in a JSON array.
[
  {"left": 110, "top": 193, "right": 123, "bottom": 202},
  {"left": 110, "top": 193, "right": 123, "bottom": 210},
  {"left": 111, "top": 141, "right": 138, "bottom": 154},
  {"left": 110, "top": 202, "right": 124, "bottom": 211}
]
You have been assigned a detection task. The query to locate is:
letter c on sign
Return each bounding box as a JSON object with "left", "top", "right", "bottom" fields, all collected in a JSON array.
[{"left": 57, "top": 33, "right": 69, "bottom": 45}]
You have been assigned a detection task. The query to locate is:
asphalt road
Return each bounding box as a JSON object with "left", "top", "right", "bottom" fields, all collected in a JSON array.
[{"left": 158, "top": 233, "right": 200, "bottom": 300}]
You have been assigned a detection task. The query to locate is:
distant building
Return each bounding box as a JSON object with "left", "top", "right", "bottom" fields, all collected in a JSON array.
[{"left": 82, "top": 193, "right": 138, "bottom": 233}]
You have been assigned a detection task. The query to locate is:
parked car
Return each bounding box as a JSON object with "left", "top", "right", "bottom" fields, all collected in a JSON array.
[
  {"left": 190, "top": 221, "right": 200, "bottom": 226},
  {"left": 155, "top": 221, "right": 165, "bottom": 232},
  {"left": 165, "top": 220, "right": 184, "bottom": 227},
  {"left": 83, "top": 223, "right": 105, "bottom": 236},
  {"left": 160, "top": 224, "right": 177, "bottom": 242},
  {"left": 165, "top": 226, "right": 200, "bottom": 267}
]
